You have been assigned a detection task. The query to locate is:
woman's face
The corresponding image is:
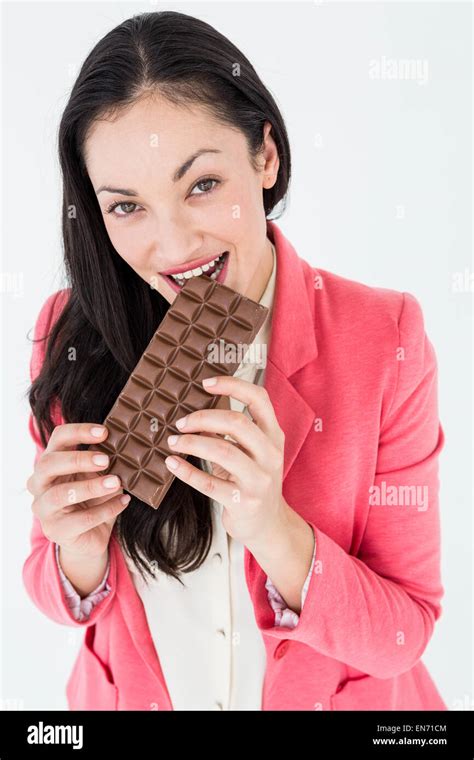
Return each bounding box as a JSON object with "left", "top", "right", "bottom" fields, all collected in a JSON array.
[{"left": 84, "top": 94, "right": 279, "bottom": 304}]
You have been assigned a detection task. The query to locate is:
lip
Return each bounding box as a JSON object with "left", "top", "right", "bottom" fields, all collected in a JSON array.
[
  {"left": 161, "top": 250, "right": 230, "bottom": 294},
  {"left": 160, "top": 251, "right": 227, "bottom": 276}
]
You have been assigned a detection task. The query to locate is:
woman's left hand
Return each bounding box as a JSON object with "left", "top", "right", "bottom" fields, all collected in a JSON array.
[{"left": 164, "top": 374, "right": 287, "bottom": 548}]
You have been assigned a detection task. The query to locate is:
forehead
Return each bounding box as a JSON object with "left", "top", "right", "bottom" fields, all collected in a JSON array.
[{"left": 84, "top": 95, "right": 240, "bottom": 182}]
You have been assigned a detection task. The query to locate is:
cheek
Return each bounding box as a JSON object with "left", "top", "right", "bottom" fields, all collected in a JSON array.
[
  {"left": 226, "top": 184, "right": 262, "bottom": 232},
  {"left": 205, "top": 185, "right": 264, "bottom": 273},
  {"left": 104, "top": 221, "right": 150, "bottom": 266}
]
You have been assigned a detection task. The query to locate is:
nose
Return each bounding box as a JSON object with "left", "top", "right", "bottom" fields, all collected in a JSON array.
[
  {"left": 147, "top": 200, "right": 213, "bottom": 272},
  {"left": 151, "top": 221, "right": 200, "bottom": 274}
]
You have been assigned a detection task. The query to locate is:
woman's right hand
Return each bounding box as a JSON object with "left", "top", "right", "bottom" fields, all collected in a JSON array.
[{"left": 26, "top": 422, "right": 131, "bottom": 560}]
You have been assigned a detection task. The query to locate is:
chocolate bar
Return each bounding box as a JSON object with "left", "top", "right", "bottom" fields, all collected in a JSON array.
[{"left": 88, "top": 276, "right": 269, "bottom": 508}]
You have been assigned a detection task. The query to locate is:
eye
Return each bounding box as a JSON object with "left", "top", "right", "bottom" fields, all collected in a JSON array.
[
  {"left": 104, "top": 201, "right": 141, "bottom": 218},
  {"left": 189, "top": 177, "right": 221, "bottom": 197},
  {"left": 104, "top": 176, "right": 221, "bottom": 218}
]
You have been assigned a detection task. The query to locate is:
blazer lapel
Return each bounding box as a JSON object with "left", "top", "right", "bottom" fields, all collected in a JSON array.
[
  {"left": 264, "top": 361, "right": 316, "bottom": 480},
  {"left": 263, "top": 220, "right": 318, "bottom": 480},
  {"left": 112, "top": 536, "right": 174, "bottom": 707},
  {"left": 244, "top": 221, "right": 319, "bottom": 610}
]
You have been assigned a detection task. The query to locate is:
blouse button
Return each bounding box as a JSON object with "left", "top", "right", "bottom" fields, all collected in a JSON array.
[
  {"left": 216, "top": 628, "right": 226, "bottom": 638},
  {"left": 213, "top": 701, "right": 223, "bottom": 710},
  {"left": 274, "top": 640, "right": 290, "bottom": 659},
  {"left": 212, "top": 552, "right": 222, "bottom": 565}
]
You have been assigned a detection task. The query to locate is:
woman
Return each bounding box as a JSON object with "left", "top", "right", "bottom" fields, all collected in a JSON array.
[{"left": 24, "top": 10, "right": 446, "bottom": 711}]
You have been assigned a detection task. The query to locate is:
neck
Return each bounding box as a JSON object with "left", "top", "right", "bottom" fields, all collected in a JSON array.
[{"left": 248, "top": 238, "right": 274, "bottom": 303}]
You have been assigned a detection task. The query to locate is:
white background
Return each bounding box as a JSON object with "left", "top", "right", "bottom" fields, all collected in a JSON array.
[{"left": 2, "top": 0, "right": 472, "bottom": 710}]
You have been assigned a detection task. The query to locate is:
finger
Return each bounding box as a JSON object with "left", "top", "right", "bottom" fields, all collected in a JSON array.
[
  {"left": 45, "top": 422, "right": 108, "bottom": 455},
  {"left": 53, "top": 494, "right": 131, "bottom": 542},
  {"left": 27, "top": 423, "right": 109, "bottom": 496},
  {"left": 28, "top": 449, "right": 112, "bottom": 498},
  {"left": 172, "top": 409, "right": 269, "bottom": 466},
  {"left": 60, "top": 484, "right": 124, "bottom": 513},
  {"left": 164, "top": 454, "right": 236, "bottom": 504},
  {"left": 167, "top": 433, "right": 254, "bottom": 484},
  {"left": 33, "top": 474, "right": 122, "bottom": 522},
  {"left": 200, "top": 376, "right": 281, "bottom": 438}
]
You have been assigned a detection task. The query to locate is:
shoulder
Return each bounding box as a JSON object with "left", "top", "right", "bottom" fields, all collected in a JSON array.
[
  {"left": 301, "top": 263, "right": 436, "bottom": 415},
  {"left": 304, "top": 264, "right": 427, "bottom": 348},
  {"left": 299, "top": 265, "right": 439, "bottom": 444},
  {"left": 30, "top": 288, "right": 71, "bottom": 381},
  {"left": 32, "top": 288, "right": 71, "bottom": 337}
]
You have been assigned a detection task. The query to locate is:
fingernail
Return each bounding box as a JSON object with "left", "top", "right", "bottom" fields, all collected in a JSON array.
[
  {"left": 202, "top": 377, "right": 217, "bottom": 387},
  {"left": 91, "top": 426, "right": 106, "bottom": 437},
  {"left": 103, "top": 475, "right": 120, "bottom": 489},
  {"left": 165, "top": 456, "right": 179, "bottom": 470},
  {"left": 168, "top": 435, "right": 179, "bottom": 445},
  {"left": 92, "top": 454, "right": 109, "bottom": 466},
  {"left": 120, "top": 494, "right": 131, "bottom": 505},
  {"left": 175, "top": 416, "right": 187, "bottom": 429}
]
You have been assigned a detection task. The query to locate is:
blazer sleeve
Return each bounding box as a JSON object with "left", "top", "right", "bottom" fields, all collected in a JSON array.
[
  {"left": 22, "top": 291, "right": 119, "bottom": 627},
  {"left": 248, "top": 291, "right": 445, "bottom": 679}
]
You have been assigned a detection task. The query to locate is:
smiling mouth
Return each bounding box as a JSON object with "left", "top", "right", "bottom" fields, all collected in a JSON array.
[{"left": 162, "top": 251, "right": 229, "bottom": 289}]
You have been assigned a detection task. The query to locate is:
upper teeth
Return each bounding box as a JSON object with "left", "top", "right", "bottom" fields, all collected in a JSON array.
[{"left": 169, "top": 252, "right": 226, "bottom": 283}]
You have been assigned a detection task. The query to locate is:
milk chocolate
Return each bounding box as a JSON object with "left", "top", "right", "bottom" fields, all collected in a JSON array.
[{"left": 89, "top": 276, "right": 269, "bottom": 508}]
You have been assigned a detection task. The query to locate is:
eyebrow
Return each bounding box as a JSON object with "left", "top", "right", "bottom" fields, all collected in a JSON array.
[{"left": 95, "top": 148, "right": 222, "bottom": 196}]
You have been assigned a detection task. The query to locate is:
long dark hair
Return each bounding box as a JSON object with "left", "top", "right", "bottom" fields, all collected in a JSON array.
[{"left": 27, "top": 10, "right": 291, "bottom": 584}]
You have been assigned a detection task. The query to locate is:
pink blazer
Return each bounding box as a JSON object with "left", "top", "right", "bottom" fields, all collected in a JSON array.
[{"left": 23, "top": 220, "right": 447, "bottom": 711}]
